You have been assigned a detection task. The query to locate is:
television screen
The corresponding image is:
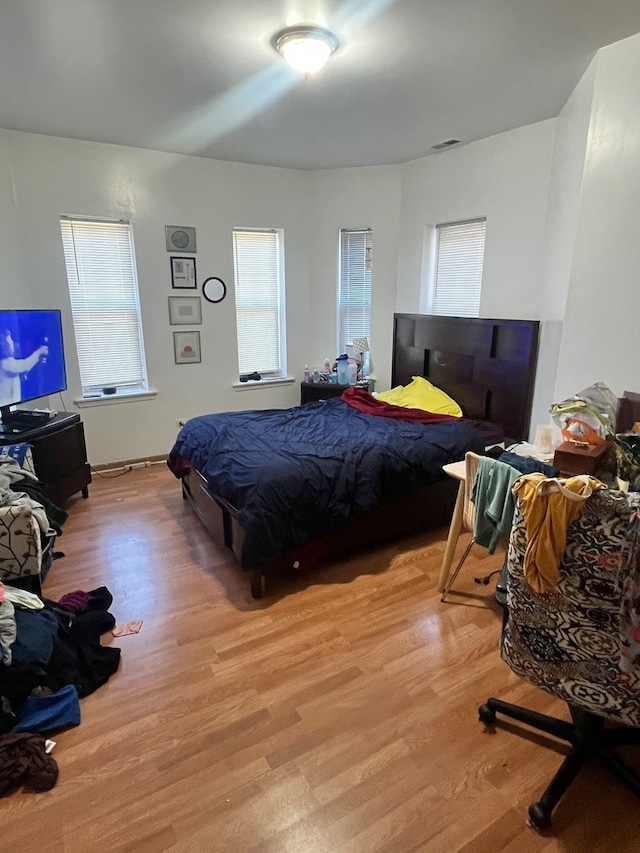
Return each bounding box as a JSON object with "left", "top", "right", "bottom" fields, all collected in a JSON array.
[{"left": 0, "top": 310, "right": 67, "bottom": 409}]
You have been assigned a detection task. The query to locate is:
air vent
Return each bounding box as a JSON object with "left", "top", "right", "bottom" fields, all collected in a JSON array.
[{"left": 431, "top": 138, "right": 461, "bottom": 151}]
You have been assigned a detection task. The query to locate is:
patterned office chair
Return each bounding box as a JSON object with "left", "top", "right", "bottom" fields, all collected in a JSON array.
[{"left": 479, "top": 487, "right": 640, "bottom": 830}]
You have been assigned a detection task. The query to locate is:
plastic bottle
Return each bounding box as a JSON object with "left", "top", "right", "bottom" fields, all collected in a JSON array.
[
  {"left": 348, "top": 362, "right": 358, "bottom": 385},
  {"left": 336, "top": 354, "right": 349, "bottom": 385},
  {"left": 323, "top": 357, "right": 331, "bottom": 374},
  {"left": 303, "top": 365, "right": 310, "bottom": 382}
]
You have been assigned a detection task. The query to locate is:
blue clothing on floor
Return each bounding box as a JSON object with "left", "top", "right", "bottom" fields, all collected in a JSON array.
[
  {"left": 13, "top": 684, "right": 80, "bottom": 734},
  {"left": 11, "top": 609, "right": 58, "bottom": 667}
]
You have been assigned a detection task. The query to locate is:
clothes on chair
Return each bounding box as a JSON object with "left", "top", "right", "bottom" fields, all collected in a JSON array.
[
  {"left": 471, "top": 457, "right": 521, "bottom": 554},
  {"left": 484, "top": 486, "right": 640, "bottom": 829},
  {"left": 501, "top": 488, "right": 640, "bottom": 726},
  {"left": 497, "top": 450, "right": 558, "bottom": 478},
  {"left": 0, "top": 456, "right": 38, "bottom": 488},
  {"left": 0, "top": 488, "right": 53, "bottom": 538},
  {"left": 512, "top": 473, "right": 607, "bottom": 593},
  {"left": 12, "top": 475, "right": 68, "bottom": 536}
]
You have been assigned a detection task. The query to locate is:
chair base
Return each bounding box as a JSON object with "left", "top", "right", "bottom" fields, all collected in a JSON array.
[
  {"left": 479, "top": 698, "right": 640, "bottom": 830},
  {"left": 493, "top": 564, "right": 508, "bottom": 607}
]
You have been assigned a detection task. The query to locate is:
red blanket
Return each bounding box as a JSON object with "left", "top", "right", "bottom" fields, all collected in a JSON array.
[{"left": 341, "top": 386, "right": 459, "bottom": 424}]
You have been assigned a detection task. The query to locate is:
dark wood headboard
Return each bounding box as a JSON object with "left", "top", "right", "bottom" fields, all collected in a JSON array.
[{"left": 391, "top": 314, "right": 540, "bottom": 442}]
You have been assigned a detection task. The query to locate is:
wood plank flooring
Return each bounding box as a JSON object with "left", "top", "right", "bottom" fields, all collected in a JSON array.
[{"left": 1, "top": 464, "right": 639, "bottom": 851}]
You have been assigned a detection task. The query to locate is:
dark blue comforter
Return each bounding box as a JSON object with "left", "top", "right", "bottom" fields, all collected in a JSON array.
[{"left": 169, "top": 398, "right": 484, "bottom": 571}]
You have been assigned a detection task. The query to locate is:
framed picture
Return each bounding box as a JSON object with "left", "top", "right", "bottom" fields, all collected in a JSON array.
[
  {"left": 168, "top": 296, "right": 202, "bottom": 325},
  {"left": 173, "top": 331, "right": 201, "bottom": 364},
  {"left": 170, "top": 256, "right": 197, "bottom": 289},
  {"left": 166, "top": 225, "right": 196, "bottom": 253}
]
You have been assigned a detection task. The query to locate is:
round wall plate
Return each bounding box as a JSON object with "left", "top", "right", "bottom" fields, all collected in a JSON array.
[
  {"left": 171, "top": 230, "right": 190, "bottom": 249},
  {"left": 202, "top": 276, "right": 227, "bottom": 304},
  {"left": 165, "top": 225, "right": 196, "bottom": 253}
]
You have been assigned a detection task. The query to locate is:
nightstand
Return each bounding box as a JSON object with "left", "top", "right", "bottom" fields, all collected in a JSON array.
[
  {"left": 552, "top": 441, "right": 608, "bottom": 477},
  {"left": 300, "top": 381, "right": 370, "bottom": 405}
]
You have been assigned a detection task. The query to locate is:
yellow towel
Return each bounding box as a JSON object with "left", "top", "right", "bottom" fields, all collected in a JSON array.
[{"left": 513, "top": 473, "right": 607, "bottom": 593}]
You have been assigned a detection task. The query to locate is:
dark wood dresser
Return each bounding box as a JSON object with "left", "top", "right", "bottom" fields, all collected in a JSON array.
[{"left": 0, "top": 412, "right": 91, "bottom": 505}]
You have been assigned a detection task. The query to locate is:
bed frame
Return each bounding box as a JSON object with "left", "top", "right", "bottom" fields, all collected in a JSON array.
[
  {"left": 391, "top": 314, "right": 539, "bottom": 443},
  {"left": 180, "top": 314, "right": 540, "bottom": 598}
]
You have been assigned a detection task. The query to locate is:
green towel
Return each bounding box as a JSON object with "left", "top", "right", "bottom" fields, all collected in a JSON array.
[{"left": 471, "top": 457, "right": 521, "bottom": 553}]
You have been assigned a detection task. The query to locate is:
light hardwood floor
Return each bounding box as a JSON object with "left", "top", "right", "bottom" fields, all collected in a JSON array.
[{"left": 1, "top": 464, "right": 639, "bottom": 852}]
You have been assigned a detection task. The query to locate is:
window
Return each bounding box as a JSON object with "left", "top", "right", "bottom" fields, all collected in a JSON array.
[
  {"left": 431, "top": 218, "right": 486, "bottom": 317},
  {"left": 60, "top": 217, "right": 148, "bottom": 396},
  {"left": 338, "top": 229, "right": 372, "bottom": 360},
  {"left": 232, "top": 228, "right": 286, "bottom": 378}
]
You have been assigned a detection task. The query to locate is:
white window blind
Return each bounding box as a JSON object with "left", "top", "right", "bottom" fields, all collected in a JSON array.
[
  {"left": 432, "top": 218, "right": 486, "bottom": 317},
  {"left": 339, "top": 229, "right": 372, "bottom": 353},
  {"left": 60, "top": 217, "right": 148, "bottom": 395},
  {"left": 232, "top": 229, "right": 284, "bottom": 377}
]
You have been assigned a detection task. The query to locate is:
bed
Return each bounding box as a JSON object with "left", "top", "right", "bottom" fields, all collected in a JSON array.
[{"left": 168, "top": 314, "right": 540, "bottom": 597}]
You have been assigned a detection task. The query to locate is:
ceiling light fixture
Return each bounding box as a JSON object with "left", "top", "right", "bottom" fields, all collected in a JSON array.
[{"left": 273, "top": 26, "right": 339, "bottom": 75}]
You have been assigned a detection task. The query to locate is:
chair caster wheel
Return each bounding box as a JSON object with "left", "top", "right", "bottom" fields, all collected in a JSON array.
[
  {"left": 478, "top": 703, "right": 496, "bottom": 725},
  {"left": 528, "top": 802, "right": 551, "bottom": 831}
]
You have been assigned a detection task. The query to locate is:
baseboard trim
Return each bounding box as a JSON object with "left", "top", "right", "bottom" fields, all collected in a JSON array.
[{"left": 92, "top": 453, "right": 167, "bottom": 472}]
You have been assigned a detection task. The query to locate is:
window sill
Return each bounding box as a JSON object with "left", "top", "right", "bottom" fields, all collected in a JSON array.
[
  {"left": 75, "top": 389, "right": 158, "bottom": 408},
  {"left": 232, "top": 376, "right": 295, "bottom": 391}
]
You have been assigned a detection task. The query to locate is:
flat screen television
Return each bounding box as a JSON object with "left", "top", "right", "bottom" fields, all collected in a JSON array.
[{"left": 0, "top": 309, "right": 67, "bottom": 428}]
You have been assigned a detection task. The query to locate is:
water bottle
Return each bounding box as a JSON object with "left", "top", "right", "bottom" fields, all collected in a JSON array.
[
  {"left": 303, "top": 364, "right": 310, "bottom": 382},
  {"left": 323, "top": 357, "right": 331, "bottom": 374},
  {"left": 336, "top": 354, "right": 349, "bottom": 385}
]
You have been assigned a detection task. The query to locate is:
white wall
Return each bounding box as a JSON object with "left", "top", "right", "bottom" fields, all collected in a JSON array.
[
  {"left": 0, "top": 130, "right": 311, "bottom": 464},
  {"left": 308, "top": 166, "right": 402, "bottom": 389},
  {"left": 0, "top": 139, "right": 27, "bottom": 305},
  {"left": 555, "top": 31, "right": 640, "bottom": 401},
  {"left": 396, "top": 121, "right": 556, "bottom": 321},
  {"left": 539, "top": 63, "right": 596, "bottom": 321},
  {"left": 524, "top": 65, "right": 596, "bottom": 432},
  {"left": 395, "top": 121, "right": 558, "bottom": 438}
]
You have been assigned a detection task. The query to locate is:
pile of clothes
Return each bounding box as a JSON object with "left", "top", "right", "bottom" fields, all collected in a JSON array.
[
  {"left": 0, "top": 450, "right": 69, "bottom": 587},
  {"left": 0, "top": 451, "right": 67, "bottom": 538},
  {"left": 0, "top": 583, "right": 120, "bottom": 796}
]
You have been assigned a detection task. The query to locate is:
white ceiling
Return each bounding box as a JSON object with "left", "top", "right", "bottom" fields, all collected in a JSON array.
[{"left": 2, "top": 0, "right": 640, "bottom": 171}]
